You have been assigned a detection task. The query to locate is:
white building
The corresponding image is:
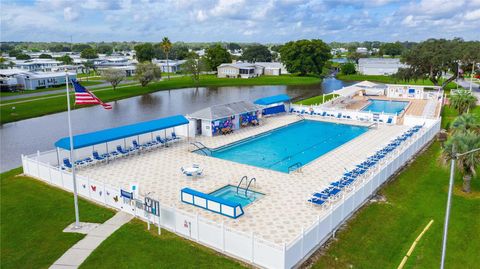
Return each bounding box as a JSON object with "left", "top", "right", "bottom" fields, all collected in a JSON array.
[
  {"left": 356, "top": 47, "right": 369, "bottom": 54},
  {"left": 217, "top": 62, "right": 264, "bottom": 78},
  {"left": 16, "top": 71, "right": 76, "bottom": 90},
  {"left": 153, "top": 59, "right": 187, "bottom": 73},
  {"left": 255, "top": 62, "right": 288, "bottom": 76},
  {"left": 13, "top": 59, "right": 61, "bottom": 72},
  {"left": 357, "top": 58, "right": 407, "bottom": 75}
]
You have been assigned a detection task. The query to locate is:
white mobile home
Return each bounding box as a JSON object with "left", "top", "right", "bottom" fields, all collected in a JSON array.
[{"left": 357, "top": 58, "right": 407, "bottom": 75}]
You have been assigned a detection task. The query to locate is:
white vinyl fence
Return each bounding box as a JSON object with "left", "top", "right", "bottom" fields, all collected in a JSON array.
[{"left": 22, "top": 119, "right": 440, "bottom": 269}]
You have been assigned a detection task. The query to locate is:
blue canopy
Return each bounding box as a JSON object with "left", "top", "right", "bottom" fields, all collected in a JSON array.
[
  {"left": 55, "top": 115, "right": 189, "bottom": 150},
  {"left": 254, "top": 94, "right": 291, "bottom": 105}
]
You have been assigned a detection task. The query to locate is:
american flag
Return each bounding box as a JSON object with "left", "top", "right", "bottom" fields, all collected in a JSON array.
[{"left": 71, "top": 79, "right": 112, "bottom": 109}]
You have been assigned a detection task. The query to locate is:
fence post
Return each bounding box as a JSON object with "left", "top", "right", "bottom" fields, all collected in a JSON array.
[
  {"left": 196, "top": 213, "right": 199, "bottom": 241},
  {"left": 283, "top": 242, "right": 287, "bottom": 269},
  {"left": 316, "top": 215, "right": 320, "bottom": 243},
  {"left": 251, "top": 232, "right": 255, "bottom": 263},
  {"left": 300, "top": 227, "right": 305, "bottom": 257},
  {"left": 173, "top": 207, "right": 177, "bottom": 233},
  {"left": 221, "top": 221, "right": 225, "bottom": 252},
  {"left": 158, "top": 203, "right": 162, "bottom": 235}
]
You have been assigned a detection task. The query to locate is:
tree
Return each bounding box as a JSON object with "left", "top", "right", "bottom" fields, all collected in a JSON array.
[
  {"left": 346, "top": 51, "right": 362, "bottom": 64},
  {"left": 38, "top": 53, "right": 52, "bottom": 59},
  {"left": 16, "top": 54, "right": 31, "bottom": 60},
  {"left": 227, "top": 43, "right": 241, "bottom": 51},
  {"left": 97, "top": 44, "right": 113, "bottom": 55},
  {"left": 341, "top": 62, "right": 356, "bottom": 75},
  {"left": 102, "top": 68, "right": 125, "bottom": 90},
  {"left": 241, "top": 44, "right": 272, "bottom": 62},
  {"left": 380, "top": 42, "right": 403, "bottom": 57},
  {"left": 56, "top": 55, "right": 73, "bottom": 65},
  {"left": 279, "top": 39, "right": 331, "bottom": 76},
  {"left": 182, "top": 52, "right": 205, "bottom": 86},
  {"left": 443, "top": 130, "right": 480, "bottom": 192},
  {"left": 452, "top": 113, "right": 480, "bottom": 134},
  {"left": 50, "top": 44, "right": 70, "bottom": 52},
  {"left": 204, "top": 44, "right": 232, "bottom": 71},
  {"left": 81, "top": 48, "right": 98, "bottom": 59},
  {"left": 135, "top": 62, "right": 161, "bottom": 87},
  {"left": 449, "top": 89, "right": 478, "bottom": 114},
  {"left": 171, "top": 44, "right": 189, "bottom": 60},
  {"left": 161, "top": 37, "right": 173, "bottom": 80},
  {"left": 72, "top": 44, "right": 92, "bottom": 52},
  {"left": 84, "top": 61, "right": 95, "bottom": 75},
  {"left": 401, "top": 38, "right": 473, "bottom": 88},
  {"left": 393, "top": 67, "right": 421, "bottom": 83},
  {"left": 8, "top": 49, "right": 22, "bottom": 58},
  {"left": 134, "top": 43, "right": 155, "bottom": 63}
]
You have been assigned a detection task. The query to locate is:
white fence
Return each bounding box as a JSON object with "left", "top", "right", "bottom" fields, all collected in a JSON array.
[{"left": 22, "top": 119, "right": 440, "bottom": 269}]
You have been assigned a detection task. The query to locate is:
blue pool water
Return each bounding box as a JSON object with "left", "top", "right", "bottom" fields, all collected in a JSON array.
[
  {"left": 208, "top": 120, "right": 368, "bottom": 173},
  {"left": 362, "top": 99, "right": 408, "bottom": 114},
  {"left": 209, "top": 185, "right": 264, "bottom": 207}
]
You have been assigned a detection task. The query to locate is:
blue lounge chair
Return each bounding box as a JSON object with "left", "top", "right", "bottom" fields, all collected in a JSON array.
[
  {"left": 116, "top": 145, "right": 130, "bottom": 156},
  {"left": 63, "top": 158, "right": 73, "bottom": 169},
  {"left": 321, "top": 112, "right": 327, "bottom": 117},
  {"left": 156, "top": 136, "right": 167, "bottom": 145},
  {"left": 171, "top": 132, "right": 180, "bottom": 140},
  {"left": 308, "top": 197, "right": 326, "bottom": 206},
  {"left": 289, "top": 108, "right": 294, "bottom": 113},
  {"left": 92, "top": 151, "right": 105, "bottom": 161},
  {"left": 386, "top": 117, "right": 393, "bottom": 124}
]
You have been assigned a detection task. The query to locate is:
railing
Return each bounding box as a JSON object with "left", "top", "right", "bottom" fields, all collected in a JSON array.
[
  {"left": 237, "top": 175, "right": 248, "bottom": 194},
  {"left": 288, "top": 162, "right": 302, "bottom": 173},
  {"left": 190, "top": 141, "right": 211, "bottom": 156},
  {"left": 245, "top": 177, "right": 256, "bottom": 197}
]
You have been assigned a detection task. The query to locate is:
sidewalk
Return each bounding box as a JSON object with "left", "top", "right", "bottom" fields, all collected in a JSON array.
[{"left": 49, "top": 212, "right": 133, "bottom": 269}]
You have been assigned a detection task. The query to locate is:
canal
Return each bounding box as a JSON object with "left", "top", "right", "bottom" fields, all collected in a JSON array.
[{"left": 0, "top": 77, "right": 351, "bottom": 171}]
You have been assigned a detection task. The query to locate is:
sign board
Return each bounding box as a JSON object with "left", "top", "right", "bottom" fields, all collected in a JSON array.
[
  {"left": 144, "top": 197, "right": 160, "bottom": 216},
  {"left": 120, "top": 189, "right": 133, "bottom": 200}
]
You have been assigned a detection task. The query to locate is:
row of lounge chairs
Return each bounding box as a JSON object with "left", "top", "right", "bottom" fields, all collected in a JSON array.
[
  {"left": 61, "top": 133, "right": 181, "bottom": 170},
  {"left": 290, "top": 108, "right": 394, "bottom": 124},
  {"left": 308, "top": 124, "right": 424, "bottom": 207}
]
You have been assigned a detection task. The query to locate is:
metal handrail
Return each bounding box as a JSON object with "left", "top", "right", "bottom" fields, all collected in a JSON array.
[
  {"left": 245, "top": 177, "right": 256, "bottom": 197},
  {"left": 288, "top": 162, "right": 302, "bottom": 173},
  {"left": 190, "top": 142, "right": 211, "bottom": 156},
  {"left": 236, "top": 176, "right": 248, "bottom": 194}
]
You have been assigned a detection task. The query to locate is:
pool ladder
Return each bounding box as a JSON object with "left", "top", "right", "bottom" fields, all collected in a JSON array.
[
  {"left": 237, "top": 176, "right": 256, "bottom": 197},
  {"left": 191, "top": 141, "right": 211, "bottom": 156},
  {"left": 288, "top": 162, "right": 303, "bottom": 173}
]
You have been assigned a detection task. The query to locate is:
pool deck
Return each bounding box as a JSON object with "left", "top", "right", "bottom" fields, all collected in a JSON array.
[
  {"left": 346, "top": 96, "right": 440, "bottom": 117},
  {"left": 78, "top": 114, "right": 408, "bottom": 244}
]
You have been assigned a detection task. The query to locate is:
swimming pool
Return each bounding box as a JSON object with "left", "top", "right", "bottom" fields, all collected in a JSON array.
[
  {"left": 206, "top": 120, "right": 368, "bottom": 173},
  {"left": 210, "top": 185, "right": 264, "bottom": 207},
  {"left": 362, "top": 99, "right": 409, "bottom": 114}
]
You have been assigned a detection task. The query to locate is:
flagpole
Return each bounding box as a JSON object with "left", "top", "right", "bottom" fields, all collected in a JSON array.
[{"left": 66, "top": 72, "right": 81, "bottom": 229}]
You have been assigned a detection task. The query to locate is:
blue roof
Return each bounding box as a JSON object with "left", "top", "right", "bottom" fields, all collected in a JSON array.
[
  {"left": 254, "top": 94, "right": 291, "bottom": 105},
  {"left": 55, "top": 115, "right": 189, "bottom": 150}
]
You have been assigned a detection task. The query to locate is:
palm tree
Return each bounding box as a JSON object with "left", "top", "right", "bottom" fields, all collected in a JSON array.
[
  {"left": 449, "top": 89, "right": 478, "bottom": 114},
  {"left": 443, "top": 130, "right": 480, "bottom": 192},
  {"left": 160, "top": 37, "right": 172, "bottom": 80},
  {"left": 451, "top": 113, "right": 480, "bottom": 134}
]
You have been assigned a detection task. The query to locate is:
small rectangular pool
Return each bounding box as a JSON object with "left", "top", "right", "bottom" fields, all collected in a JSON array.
[
  {"left": 362, "top": 99, "right": 408, "bottom": 114},
  {"left": 210, "top": 185, "right": 264, "bottom": 207},
  {"left": 204, "top": 120, "right": 368, "bottom": 173}
]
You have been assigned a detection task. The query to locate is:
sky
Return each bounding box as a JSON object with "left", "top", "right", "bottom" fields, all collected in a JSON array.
[{"left": 1, "top": 0, "right": 479, "bottom": 43}]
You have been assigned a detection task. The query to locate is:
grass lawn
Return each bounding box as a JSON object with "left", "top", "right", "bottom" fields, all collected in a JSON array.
[
  {"left": 337, "top": 74, "right": 458, "bottom": 92},
  {"left": 0, "top": 80, "right": 103, "bottom": 97},
  {"left": 296, "top": 93, "right": 339, "bottom": 105},
  {"left": 311, "top": 106, "right": 480, "bottom": 269},
  {"left": 0, "top": 168, "right": 115, "bottom": 269},
  {"left": 0, "top": 74, "right": 320, "bottom": 124},
  {"left": 80, "top": 219, "right": 245, "bottom": 269}
]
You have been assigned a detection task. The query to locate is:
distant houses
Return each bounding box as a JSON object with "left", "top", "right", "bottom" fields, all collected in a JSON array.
[
  {"left": 153, "top": 59, "right": 187, "bottom": 73},
  {"left": 0, "top": 68, "right": 76, "bottom": 91},
  {"left": 217, "top": 61, "right": 287, "bottom": 78},
  {"left": 357, "top": 58, "right": 407, "bottom": 75}
]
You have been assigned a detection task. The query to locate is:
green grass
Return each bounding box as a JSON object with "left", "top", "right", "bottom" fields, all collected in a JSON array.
[
  {"left": 80, "top": 219, "right": 245, "bottom": 269},
  {"left": 296, "top": 93, "right": 339, "bottom": 105},
  {"left": 0, "top": 81, "right": 103, "bottom": 97},
  {"left": 337, "top": 74, "right": 458, "bottom": 92},
  {"left": 311, "top": 109, "right": 480, "bottom": 269},
  {"left": 0, "top": 168, "right": 115, "bottom": 269},
  {"left": 0, "top": 74, "right": 320, "bottom": 124}
]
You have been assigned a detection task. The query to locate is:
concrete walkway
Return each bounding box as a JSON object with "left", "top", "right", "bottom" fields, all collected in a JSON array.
[{"left": 49, "top": 212, "right": 133, "bottom": 269}]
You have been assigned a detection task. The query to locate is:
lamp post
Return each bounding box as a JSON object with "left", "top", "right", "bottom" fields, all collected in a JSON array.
[{"left": 440, "top": 147, "right": 480, "bottom": 269}]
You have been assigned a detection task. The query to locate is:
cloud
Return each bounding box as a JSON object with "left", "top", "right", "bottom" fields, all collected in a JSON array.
[
  {"left": 0, "top": 0, "right": 478, "bottom": 42},
  {"left": 64, "top": 7, "right": 80, "bottom": 21}
]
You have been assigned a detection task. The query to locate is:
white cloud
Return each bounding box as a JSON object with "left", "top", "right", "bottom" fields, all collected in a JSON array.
[
  {"left": 465, "top": 9, "right": 480, "bottom": 20},
  {"left": 64, "top": 7, "right": 80, "bottom": 21}
]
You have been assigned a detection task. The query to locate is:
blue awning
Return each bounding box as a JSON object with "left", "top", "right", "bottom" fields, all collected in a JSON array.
[
  {"left": 254, "top": 94, "right": 291, "bottom": 105},
  {"left": 55, "top": 115, "right": 189, "bottom": 150}
]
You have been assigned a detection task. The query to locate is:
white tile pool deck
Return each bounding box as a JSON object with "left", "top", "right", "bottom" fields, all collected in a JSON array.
[{"left": 78, "top": 114, "right": 409, "bottom": 244}]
